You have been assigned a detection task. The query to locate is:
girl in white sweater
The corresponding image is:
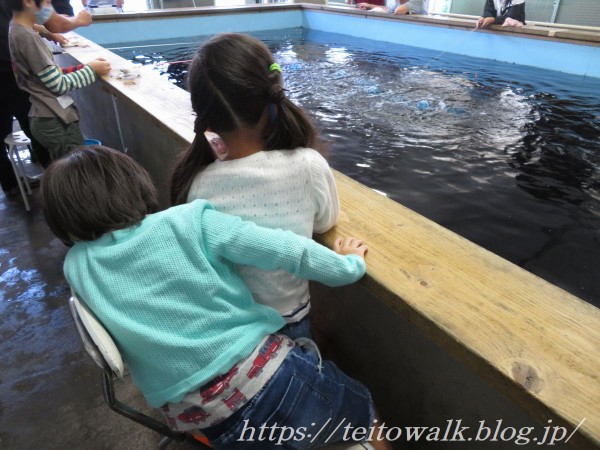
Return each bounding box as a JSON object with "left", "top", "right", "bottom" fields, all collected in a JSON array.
[{"left": 171, "top": 33, "right": 339, "bottom": 339}]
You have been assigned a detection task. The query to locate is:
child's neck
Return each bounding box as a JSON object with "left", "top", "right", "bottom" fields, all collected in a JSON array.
[
  {"left": 221, "top": 108, "right": 270, "bottom": 160},
  {"left": 221, "top": 127, "right": 265, "bottom": 160},
  {"left": 12, "top": 11, "right": 36, "bottom": 29}
]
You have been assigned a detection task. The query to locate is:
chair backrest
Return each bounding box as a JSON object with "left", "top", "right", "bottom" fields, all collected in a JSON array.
[
  {"left": 69, "top": 292, "right": 125, "bottom": 378},
  {"left": 68, "top": 293, "right": 200, "bottom": 447}
]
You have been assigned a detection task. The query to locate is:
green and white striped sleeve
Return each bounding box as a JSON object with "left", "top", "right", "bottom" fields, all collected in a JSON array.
[{"left": 37, "top": 64, "right": 97, "bottom": 95}]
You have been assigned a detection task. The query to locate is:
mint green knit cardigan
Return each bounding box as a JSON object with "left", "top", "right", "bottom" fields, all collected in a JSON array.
[{"left": 65, "top": 200, "right": 365, "bottom": 407}]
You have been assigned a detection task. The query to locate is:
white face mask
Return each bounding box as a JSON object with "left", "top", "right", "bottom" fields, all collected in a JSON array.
[{"left": 34, "top": 4, "right": 54, "bottom": 24}]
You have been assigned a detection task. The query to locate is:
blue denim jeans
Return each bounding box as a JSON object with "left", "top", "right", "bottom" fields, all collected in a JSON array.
[
  {"left": 279, "top": 316, "right": 313, "bottom": 340},
  {"left": 201, "top": 345, "right": 375, "bottom": 449}
]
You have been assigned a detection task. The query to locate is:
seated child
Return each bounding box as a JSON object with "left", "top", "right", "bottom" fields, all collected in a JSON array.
[
  {"left": 170, "top": 33, "right": 340, "bottom": 340},
  {"left": 355, "top": 0, "right": 426, "bottom": 14},
  {"left": 477, "top": 0, "right": 526, "bottom": 28},
  {"left": 41, "top": 145, "right": 390, "bottom": 449},
  {"left": 8, "top": 0, "right": 111, "bottom": 161}
]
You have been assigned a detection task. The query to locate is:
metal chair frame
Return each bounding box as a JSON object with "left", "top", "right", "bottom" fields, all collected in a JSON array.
[
  {"left": 68, "top": 294, "right": 209, "bottom": 449},
  {"left": 4, "top": 131, "right": 33, "bottom": 211}
]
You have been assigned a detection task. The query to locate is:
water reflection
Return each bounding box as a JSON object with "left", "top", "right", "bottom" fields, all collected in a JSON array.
[{"left": 112, "top": 28, "right": 600, "bottom": 306}]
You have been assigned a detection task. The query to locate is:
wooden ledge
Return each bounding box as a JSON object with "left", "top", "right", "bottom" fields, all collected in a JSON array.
[
  {"left": 317, "top": 173, "right": 600, "bottom": 449},
  {"left": 87, "top": 3, "right": 303, "bottom": 21},
  {"left": 61, "top": 24, "right": 600, "bottom": 449}
]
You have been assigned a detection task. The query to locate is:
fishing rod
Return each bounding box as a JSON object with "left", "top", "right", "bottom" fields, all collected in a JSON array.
[{"left": 416, "top": 25, "right": 480, "bottom": 69}]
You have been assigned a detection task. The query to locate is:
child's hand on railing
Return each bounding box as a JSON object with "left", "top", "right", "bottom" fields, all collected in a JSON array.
[{"left": 333, "top": 237, "right": 368, "bottom": 259}]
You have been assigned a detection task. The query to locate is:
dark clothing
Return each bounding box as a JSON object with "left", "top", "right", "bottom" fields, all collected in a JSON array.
[
  {"left": 483, "top": 0, "right": 526, "bottom": 25},
  {"left": 1, "top": 65, "right": 23, "bottom": 192},
  {"left": 0, "top": 2, "right": 50, "bottom": 193},
  {"left": 0, "top": 1, "right": 11, "bottom": 63},
  {"left": 1, "top": 3, "right": 18, "bottom": 192},
  {"left": 0, "top": 64, "right": 51, "bottom": 171},
  {"left": 52, "top": 0, "right": 75, "bottom": 16}
]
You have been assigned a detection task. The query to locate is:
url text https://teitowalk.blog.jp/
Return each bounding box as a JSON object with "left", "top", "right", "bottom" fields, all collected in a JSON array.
[{"left": 236, "top": 418, "right": 587, "bottom": 446}]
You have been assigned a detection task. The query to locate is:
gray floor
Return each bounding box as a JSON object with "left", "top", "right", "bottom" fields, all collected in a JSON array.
[{"left": 0, "top": 162, "right": 200, "bottom": 449}]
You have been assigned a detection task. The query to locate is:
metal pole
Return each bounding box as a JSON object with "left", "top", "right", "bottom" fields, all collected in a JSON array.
[
  {"left": 550, "top": 0, "right": 561, "bottom": 23},
  {"left": 111, "top": 95, "right": 128, "bottom": 154}
]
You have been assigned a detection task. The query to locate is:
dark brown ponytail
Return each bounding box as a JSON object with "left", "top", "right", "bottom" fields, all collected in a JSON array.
[
  {"left": 170, "top": 132, "right": 216, "bottom": 205},
  {"left": 169, "top": 33, "right": 326, "bottom": 206}
]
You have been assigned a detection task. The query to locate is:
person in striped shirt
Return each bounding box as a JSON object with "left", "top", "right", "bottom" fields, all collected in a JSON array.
[{"left": 8, "top": 0, "right": 110, "bottom": 160}]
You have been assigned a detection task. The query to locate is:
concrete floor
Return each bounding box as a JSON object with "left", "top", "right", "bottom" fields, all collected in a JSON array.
[{"left": 0, "top": 176, "right": 201, "bottom": 449}]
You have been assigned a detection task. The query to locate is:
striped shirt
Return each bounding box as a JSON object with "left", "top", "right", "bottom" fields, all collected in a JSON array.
[
  {"left": 37, "top": 64, "right": 96, "bottom": 95},
  {"left": 8, "top": 23, "right": 97, "bottom": 123}
]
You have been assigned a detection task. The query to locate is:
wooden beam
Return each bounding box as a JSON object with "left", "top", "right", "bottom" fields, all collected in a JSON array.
[{"left": 317, "top": 172, "right": 600, "bottom": 449}]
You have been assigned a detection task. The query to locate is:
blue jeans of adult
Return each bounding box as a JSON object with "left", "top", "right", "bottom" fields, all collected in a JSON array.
[{"left": 201, "top": 344, "right": 375, "bottom": 449}]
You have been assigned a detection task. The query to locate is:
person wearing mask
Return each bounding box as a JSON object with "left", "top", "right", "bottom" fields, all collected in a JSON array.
[
  {"left": 0, "top": 0, "right": 91, "bottom": 196},
  {"left": 8, "top": 0, "right": 110, "bottom": 162}
]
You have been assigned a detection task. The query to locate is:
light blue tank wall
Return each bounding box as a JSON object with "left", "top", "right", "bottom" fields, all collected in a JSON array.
[
  {"left": 76, "top": 9, "right": 600, "bottom": 78},
  {"left": 302, "top": 10, "right": 600, "bottom": 78},
  {"left": 76, "top": 11, "right": 303, "bottom": 45}
]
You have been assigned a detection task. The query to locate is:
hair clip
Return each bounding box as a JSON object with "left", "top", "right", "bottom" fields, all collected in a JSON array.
[{"left": 269, "top": 63, "right": 282, "bottom": 73}]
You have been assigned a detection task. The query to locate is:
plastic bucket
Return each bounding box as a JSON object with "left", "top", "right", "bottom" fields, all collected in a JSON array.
[{"left": 84, "top": 139, "right": 102, "bottom": 146}]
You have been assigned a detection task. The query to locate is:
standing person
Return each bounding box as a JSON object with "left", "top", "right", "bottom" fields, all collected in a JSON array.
[
  {"left": 477, "top": 0, "right": 526, "bottom": 28},
  {"left": 0, "top": 0, "right": 22, "bottom": 195},
  {"left": 0, "top": 0, "right": 91, "bottom": 196},
  {"left": 42, "top": 145, "right": 391, "bottom": 450},
  {"left": 170, "top": 33, "right": 340, "bottom": 340},
  {"left": 8, "top": 0, "right": 110, "bottom": 162}
]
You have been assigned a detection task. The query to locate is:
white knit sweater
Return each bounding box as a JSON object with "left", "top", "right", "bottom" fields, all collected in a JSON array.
[{"left": 187, "top": 148, "right": 340, "bottom": 321}]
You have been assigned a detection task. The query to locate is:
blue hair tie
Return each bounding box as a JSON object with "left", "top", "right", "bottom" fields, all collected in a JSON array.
[{"left": 268, "top": 102, "right": 278, "bottom": 124}]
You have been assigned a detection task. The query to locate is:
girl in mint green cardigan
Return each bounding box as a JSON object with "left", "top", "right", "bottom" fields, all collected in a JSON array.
[{"left": 41, "top": 146, "right": 391, "bottom": 450}]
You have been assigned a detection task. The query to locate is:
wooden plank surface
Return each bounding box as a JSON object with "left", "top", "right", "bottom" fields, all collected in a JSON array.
[
  {"left": 61, "top": 34, "right": 196, "bottom": 147},
  {"left": 318, "top": 172, "right": 600, "bottom": 449}
]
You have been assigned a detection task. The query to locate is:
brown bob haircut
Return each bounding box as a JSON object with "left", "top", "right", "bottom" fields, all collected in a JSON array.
[{"left": 41, "top": 146, "right": 159, "bottom": 245}]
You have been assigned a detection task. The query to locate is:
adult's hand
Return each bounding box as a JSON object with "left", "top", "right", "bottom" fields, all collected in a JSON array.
[
  {"left": 46, "top": 10, "right": 91, "bottom": 33},
  {"left": 33, "top": 24, "right": 68, "bottom": 45},
  {"left": 46, "top": 31, "right": 69, "bottom": 45},
  {"left": 476, "top": 17, "right": 495, "bottom": 29},
  {"left": 74, "top": 10, "right": 93, "bottom": 27}
]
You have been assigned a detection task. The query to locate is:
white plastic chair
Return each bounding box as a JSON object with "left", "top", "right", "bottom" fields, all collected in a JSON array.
[
  {"left": 69, "top": 293, "right": 373, "bottom": 450},
  {"left": 68, "top": 293, "right": 210, "bottom": 449},
  {"left": 4, "top": 131, "right": 33, "bottom": 211}
]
